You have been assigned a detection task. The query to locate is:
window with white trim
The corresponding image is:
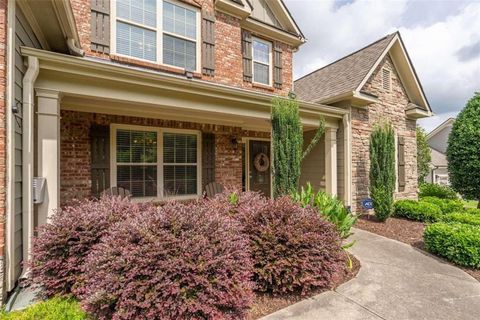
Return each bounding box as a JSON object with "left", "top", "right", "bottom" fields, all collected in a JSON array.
[
  {"left": 113, "top": 0, "right": 200, "bottom": 71},
  {"left": 252, "top": 37, "right": 272, "bottom": 85},
  {"left": 112, "top": 125, "right": 201, "bottom": 199}
]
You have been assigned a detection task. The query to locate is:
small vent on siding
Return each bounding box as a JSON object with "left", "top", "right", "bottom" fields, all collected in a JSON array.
[{"left": 382, "top": 68, "right": 391, "bottom": 91}]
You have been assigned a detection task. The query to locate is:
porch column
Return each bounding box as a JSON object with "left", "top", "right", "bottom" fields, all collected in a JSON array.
[
  {"left": 36, "top": 89, "right": 62, "bottom": 225},
  {"left": 343, "top": 113, "right": 352, "bottom": 206},
  {"left": 325, "top": 127, "right": 338, "bottom": 196}
]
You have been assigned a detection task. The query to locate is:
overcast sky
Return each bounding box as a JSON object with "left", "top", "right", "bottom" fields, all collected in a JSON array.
[{"left": 285, "top": 0, "right": 480, "bottom": 133}]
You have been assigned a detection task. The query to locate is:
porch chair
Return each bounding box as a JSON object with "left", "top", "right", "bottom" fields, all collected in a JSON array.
[
  {"left": 101, "top": 186, "right": 131, "bottom": 199},
  {"left": 204, "top": 182, "right": 224, "bottom": 198}
]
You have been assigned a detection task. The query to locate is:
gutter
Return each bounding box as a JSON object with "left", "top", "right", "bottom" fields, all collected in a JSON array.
[{"left": 20, "top": 56, "right": 39, "bottom": 280}]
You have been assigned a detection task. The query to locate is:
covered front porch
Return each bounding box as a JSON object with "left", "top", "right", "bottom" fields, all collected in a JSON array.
[{"left": 20, "top": 46, "right": 351, "bottom": 256}]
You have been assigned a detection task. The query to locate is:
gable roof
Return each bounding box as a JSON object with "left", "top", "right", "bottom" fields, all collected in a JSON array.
[
  {"left": 294, "top": 32, "right": 432, "bottom": 114},
  {"left": 427, "top": 118, "right": 455, "bottom": 140}
]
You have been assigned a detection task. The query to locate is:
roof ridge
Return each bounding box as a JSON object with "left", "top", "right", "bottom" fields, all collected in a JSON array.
[{"left": 294, "top": 31, "right": 398, "bottom": 83}]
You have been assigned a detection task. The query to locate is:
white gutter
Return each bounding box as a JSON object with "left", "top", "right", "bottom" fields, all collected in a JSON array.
[{"left": 20, "top": 56, "right": 39, "bottom": 279}]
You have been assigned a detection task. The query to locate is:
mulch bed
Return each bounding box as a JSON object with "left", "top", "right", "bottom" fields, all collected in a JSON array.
[
  {"left": 247, "top": 254, "right": 360, "bottom": 319},
  {"left": 356, "top": 215, "right": 480, "bottom": 282}
]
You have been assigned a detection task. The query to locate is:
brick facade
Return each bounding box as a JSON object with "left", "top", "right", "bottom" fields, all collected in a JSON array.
[
  {"left": 351, "top": 54, "right": 418, "bottom": 213},
  {"left": 70, "top": 0, "right": 293, "bottom": 96},
  {"left": 0, "top": 0, "right": 7, "bottom": 303},
  {"left": 60, "top": 110, "right": 269, "bottom": 204}
]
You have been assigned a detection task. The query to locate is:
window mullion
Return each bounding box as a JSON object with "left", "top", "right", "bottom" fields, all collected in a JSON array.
[{"left": 157, "top": 0, "right": 162, "bottom": 65}]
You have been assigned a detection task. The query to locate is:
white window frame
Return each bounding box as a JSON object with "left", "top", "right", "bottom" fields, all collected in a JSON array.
[
  {"left": 252, "top": 37, "right": 273, "bottom": 86},
  {"left": 110, "top": 0, "right": 201, "bottom": 73},
  {"left": 110, "top": 124, "right": 202, "bottom": 201}
]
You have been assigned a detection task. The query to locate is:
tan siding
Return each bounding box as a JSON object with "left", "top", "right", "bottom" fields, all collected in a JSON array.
[
  {"left": 300, "top": 130, "right": 325, "bottom": 191},
  {"left": 11, "top": 5, "right": 42, "bottom": 282}
]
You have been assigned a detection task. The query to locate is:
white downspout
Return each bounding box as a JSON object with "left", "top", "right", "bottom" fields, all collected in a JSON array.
[
  {"left": 20, "top": 56, "right": 39, "bottom": 279},
  {"left": 66, "top": 38, "right": 84, "bottom": 57}
]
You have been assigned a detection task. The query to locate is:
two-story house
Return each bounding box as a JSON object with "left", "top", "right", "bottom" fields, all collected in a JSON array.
[{"left": 0, "top": 0, "right": 432, "bottom": 302}]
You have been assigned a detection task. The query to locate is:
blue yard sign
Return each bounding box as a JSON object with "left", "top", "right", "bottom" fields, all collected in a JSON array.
[{"left": 361, "top": 198, "right": 374, "bottom": 210}]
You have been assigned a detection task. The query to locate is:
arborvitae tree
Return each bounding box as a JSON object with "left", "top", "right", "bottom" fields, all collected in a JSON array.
[
  {"left": 369, "top": 121, "right": 396, "bottom": 221},
  {"left": 447, "top": 93, "right": 480, "bottom": 208},
  {"left": 416, "top": 126, "right": 431, "bottom": 183},
  {"left": 271, "top": 97, "right": 325, "bottom": 197}
]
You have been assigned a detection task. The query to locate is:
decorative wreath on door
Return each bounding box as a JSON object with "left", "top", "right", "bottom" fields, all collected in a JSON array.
[{"left": 254, "top": 153, "right": 270, "bottom": 172}]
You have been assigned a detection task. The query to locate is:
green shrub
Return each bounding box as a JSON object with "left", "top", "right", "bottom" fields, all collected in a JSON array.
[
  {"left": 0, "top": 297, "right": 86, "bottom": 320},
  {"left": 292, "top": 183, "right": 357, "bottom": 239},
  {"left": 420, "top": 196, "right": 464, "bottom": 214},
  {"left": 419, "top": 183, "right": 458, "bottom": 200},
  {"left": 465, "top": 208, "right": 480, "bottom": 215},
  {"left": 424, "top": 222, "right": 480, "bottom": 268},
  {"left": 369, "top": 122, "right": 396, "bottom": 221},
  {"left": 440, "top": 212, "right": 480, "bottom": 226},
  {"left": 393, "top": 200, "right": 442, "bottom": 222}
]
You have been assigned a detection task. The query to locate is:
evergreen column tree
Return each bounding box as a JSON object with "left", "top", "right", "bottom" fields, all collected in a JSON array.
[{"left": 369, "top": 121, "right": 396, "bottom": 221}]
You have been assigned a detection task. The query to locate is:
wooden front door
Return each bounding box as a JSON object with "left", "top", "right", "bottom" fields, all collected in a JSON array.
[{"left": 249, "top": 140, "right": 271, "bottom": 196}]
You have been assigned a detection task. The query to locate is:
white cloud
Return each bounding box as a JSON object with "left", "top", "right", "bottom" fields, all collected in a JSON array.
[{"left": 285, "top": 0, "right": 480, "bottom": 121}]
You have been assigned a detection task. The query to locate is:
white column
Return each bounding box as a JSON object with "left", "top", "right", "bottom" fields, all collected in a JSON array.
[
  {"left": 343, "top": 113, "right": 352, "bottom": 207},
  {"left": 325, "top": 127, "right": 338, "bottom": 196},
  {"left": 36, "top": 89, "right": 62, "bottom": 225}
]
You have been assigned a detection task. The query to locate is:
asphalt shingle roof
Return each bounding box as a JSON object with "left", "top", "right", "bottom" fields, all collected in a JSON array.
[{"left": 294, "top": 33, "right": 397, "bottom": 102}]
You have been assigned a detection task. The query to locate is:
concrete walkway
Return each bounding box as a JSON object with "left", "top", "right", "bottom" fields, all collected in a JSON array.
[{"left": 262, "top": 228, "right": 480, "bottom": 320}]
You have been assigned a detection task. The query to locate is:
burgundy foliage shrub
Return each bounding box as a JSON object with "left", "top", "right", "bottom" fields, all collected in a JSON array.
[
  {"left": 209, "top": 192, "right": 345, "bottom": 295},
  {"left": 80, "top": 201, "right": 254, "bottom": 320},
  {"left": 28, "top": 196, "right": 153, "bottom": 297}
]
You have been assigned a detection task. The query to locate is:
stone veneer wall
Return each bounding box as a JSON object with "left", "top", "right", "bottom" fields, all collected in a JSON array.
[
  {"left": 0, "top": 0, "right": 7, "bottom": 303},
  {"left": 60, "top": 110, "right": 269, "bottom": 204},
  {"left": 69, "top": 0, "right": 293, "bottom": 96},
  {"left": 351, "top": 54, "right": 418, "bottom": 213}
]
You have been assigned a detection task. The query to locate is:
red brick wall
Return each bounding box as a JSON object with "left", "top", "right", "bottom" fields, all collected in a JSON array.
[
  {"left": 60, "top": 110, "right": 268, "bottom": 204},
  {"left": 0, "top": 0, "right": 7, "bottom": 302},
  {"left": 69, "top": 0, "right": 293, "bottom": 95},
  {"left": 351, "top": 54, "right": 418, "bottom": 213}
]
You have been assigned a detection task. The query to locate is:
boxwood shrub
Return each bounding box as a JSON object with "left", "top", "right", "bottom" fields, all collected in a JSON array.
[
  {"left": 424, "top": 222, "right": 480, "bottom": 268},
  {"left": 440, "top": 212, "right": 480, "bottom": 226},
  {"left": 419, "top": 183, "right": 458, "bottom": 200},
  {"left": 420, "top": 196, "right": 464, "bottom": 214},
  {"left": 0, "top": 297, "right": 86, "bottom": 320},
  {"left": 393, "top": 199, "right": 442, "bottom": 222},
  {"left": 80, "top": 201, "right": 254, "bottom": 320}
]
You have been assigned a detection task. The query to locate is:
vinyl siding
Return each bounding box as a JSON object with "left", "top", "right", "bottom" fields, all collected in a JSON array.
[
  {"left": 11, "top": 6, "right": 41, "bottom": 282},
  {"left": 300, "top": 130, "right": 325, "bottom": 191}
]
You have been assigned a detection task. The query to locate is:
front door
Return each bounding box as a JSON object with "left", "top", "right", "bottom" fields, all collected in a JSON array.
[{"left": 249, "top": 140, "right": 271, "bottom": 197}]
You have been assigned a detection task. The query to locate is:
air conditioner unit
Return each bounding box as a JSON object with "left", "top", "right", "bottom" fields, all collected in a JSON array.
[{"left": 33, "top": 177, "right": 46, "bottom": 204}]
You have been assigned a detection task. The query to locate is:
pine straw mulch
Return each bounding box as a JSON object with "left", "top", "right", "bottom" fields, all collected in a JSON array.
[
  {"left": 247, "top": 253, "right": 360, "bottom": 319},
  {"left": 355, "top": 215, "right": 480, "bottom": 282}
]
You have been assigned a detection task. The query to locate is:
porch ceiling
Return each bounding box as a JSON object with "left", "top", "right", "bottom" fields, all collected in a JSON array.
[{"left": 23, "top": 47, "right": 347, "bottom": 131}]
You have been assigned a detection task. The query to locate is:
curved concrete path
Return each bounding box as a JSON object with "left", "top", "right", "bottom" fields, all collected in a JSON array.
[{"left": 261, "top": 228, "right": 480, "bottom": 320}]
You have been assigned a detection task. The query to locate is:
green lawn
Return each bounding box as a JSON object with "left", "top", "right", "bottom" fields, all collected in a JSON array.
[{"left": 463, "top": 200, "right": 479, "bottom": 209}]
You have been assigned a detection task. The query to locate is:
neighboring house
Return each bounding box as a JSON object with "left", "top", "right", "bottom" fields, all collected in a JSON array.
[
  {"left": 0, "top": 0, "right": 432, "bottom": 302},
  {"left": 295, "top": 32, "right": 433, "bottom": 213},
  {"left": 425, "top": 118, "right": 455, "bottom": 185}
]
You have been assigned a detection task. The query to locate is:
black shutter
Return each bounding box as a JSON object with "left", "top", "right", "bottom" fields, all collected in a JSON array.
[
  {"left": 202, "top": 133, "right": 215, "bottom": 188},
  {"left": 242, "top": 30, "right": 252, "bottom": 82},
  {"left": 91, "top": 0, "right": 110, "bottom": 53},
  {"left": 273, "top": 42, "right": 283, "bottom": 88},
  {"left": 91, "top": 125, "right": 110, "bottom": 197},
  {"left": 202, "top": 10, "right": 215, "bottom": 76},
  {"left": 398, "top": 136, "right": 406, "bottom": 192}
]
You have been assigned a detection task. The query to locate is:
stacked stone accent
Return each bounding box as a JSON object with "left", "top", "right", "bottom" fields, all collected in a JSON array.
[
  {"left": 60, "top": 110, "right": 269, "bottom": 204},
  {"left": 70, "top": 0, "right": 293, "bottom": 96},
  {"left": 351, "top": 54, "right": 418, "bottom": 213},
  {"left": 0, "top": 0, "right": 7, "bottom": 303}
]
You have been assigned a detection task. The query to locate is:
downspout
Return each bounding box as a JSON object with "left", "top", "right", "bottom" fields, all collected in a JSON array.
[
  {"left": 20, "top": 56, "right": 39, "bottom": 280},
  {"left": 66, "top": 38, "right": 84, "bottom": 57}
]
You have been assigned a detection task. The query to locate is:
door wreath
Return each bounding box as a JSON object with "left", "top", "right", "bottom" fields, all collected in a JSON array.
[{"left": 254, "top": 153, "right": 270, "bottom": 172}]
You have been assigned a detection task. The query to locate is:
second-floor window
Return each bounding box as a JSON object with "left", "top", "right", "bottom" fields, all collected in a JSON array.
[
  {"left": 252, "top": 37, "right": 272, "bottom": 85},
  {"left": 113, "top": 0, "right": 200, "bottom": 72}
]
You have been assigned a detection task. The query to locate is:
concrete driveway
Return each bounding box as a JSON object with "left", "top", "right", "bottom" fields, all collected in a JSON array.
[{"left": 261, "top": 228, "right": 480, "bottom": 320}]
